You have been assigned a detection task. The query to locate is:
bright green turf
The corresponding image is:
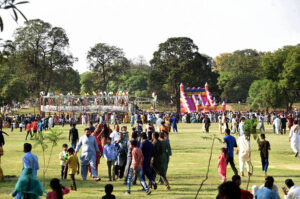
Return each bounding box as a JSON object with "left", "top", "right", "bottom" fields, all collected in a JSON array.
[{"left": 0, "top": 123, "right": 299, "bottom": 199}]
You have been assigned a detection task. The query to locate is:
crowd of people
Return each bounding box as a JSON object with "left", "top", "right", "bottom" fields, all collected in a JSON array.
[
  {"left": 1, "top": 108, "right": 300, "bottom": 199},
  {"left": 215, "top": 111, "right": 300, "bottom": 199},
  {"left": 5, "top": 113, "right": 174, "bottom": 198}
]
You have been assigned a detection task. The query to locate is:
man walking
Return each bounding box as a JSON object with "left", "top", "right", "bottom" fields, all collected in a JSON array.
[
  {"left": 237, "top": 135, "right": 252, "bottom": 177},
  {"left": 258, "top": 116, "right": 265, "bottom": 132},
  {"left": 273, "top": 116, "right": 281, "bottom": 135},
  {"left": 69, "top": 123, "right": 79, "bottom": 149},
  {"left": 289, "top": 121, "right": 299, "bottom": 157},
  {"left": 124, "top": 132, "right": 139, "bottom": 185},
  {"left": 115, "top": 132, "right": 128, "bottom": 179},
  {"left": 259, "top": 134, "right": 271, "bottom": 177},
  {"left": 151, "top": 132, "right": 170, "bottom": 190},
  {"left": 224, "top": 129, "right": 238, "bottom": 175},
  {"left": 126, "top": 140, "right": 151, "bottom": 195},
  {"left": 75, "top": 128, "right": 100, "bottom": 181},
  {"left": 203, "top": 115, "right": 211, "bottom": 133},
  {"left": 140, "top": 133, "right": 157, "bottom": 189},
  {"left": 281, "top": 115, "right": 288, "bottom": 134},
  {"left": 22, "top": 143, "right": 39, "bottom": 178}
]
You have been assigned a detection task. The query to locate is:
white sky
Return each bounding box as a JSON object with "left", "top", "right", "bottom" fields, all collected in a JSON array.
[{"left": 1, "top": 0, "right": 300, "bottom": 73}]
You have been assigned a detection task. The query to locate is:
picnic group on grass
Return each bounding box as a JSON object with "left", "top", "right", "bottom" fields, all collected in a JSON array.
[{"left": 0, "top": 110, "right": 300, "bottom": 199}]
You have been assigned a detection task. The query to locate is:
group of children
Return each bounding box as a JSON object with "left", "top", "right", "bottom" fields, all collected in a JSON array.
[{"left": 59, "top": 144, "right": 79, "bottom": 191}]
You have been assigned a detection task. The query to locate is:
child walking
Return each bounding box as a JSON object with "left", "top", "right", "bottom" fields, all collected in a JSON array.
[
  {"left": 218, "top": 147, "right": 227, "bottom": 182},
  {"left": 59, "top": 144, "right": 68, "bottom": 180},
  {"left": 47, "top": 178, "right": 70, "bottom": 199},
  {"left": 103, "top": 137, "right": 117, "bottom": 181},
  {"left": 64, "top": 148, "right": 79, "bottom": 191}
]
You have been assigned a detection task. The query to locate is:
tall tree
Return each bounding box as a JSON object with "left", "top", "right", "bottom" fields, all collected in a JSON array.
[
  {"left": 50, "top": 67, "right": 81, "bottom": 94},
  {"left": 11, "top": 19, "right": 76, "bottom": 97},
  {"left": 87, "top": 43, "right": 129, "bottom": 92},
  {"left": 215, "top": 49, "right": 262, "bottom": 102},
  {"left": 0, "top": 65, "right": 27, "bottom": 103},
  {"left": 247, "top": 79, "right": 283, "bottom": 110},
  {"left": 261, "top": 45, "right": 300, "bottom": 110},
  {"left": 150, "top": 37, "right": 217, "bottom": 112},
  {"left": 80, "top": 71, "right": 100, "bottom": 94}
]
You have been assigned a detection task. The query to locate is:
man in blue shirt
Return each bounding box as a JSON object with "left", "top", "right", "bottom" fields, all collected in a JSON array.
[
  {"left": 14, "top": 143, "right": 40, "bottom": 199},
  {"left": 255, "top": 178, "right": 277, "bottom": 199},
  {"left": 224, "top": 129, "right": 238, "bottom": 175},
  {"left": 22, "top": 143, "right": 39, "bottom": 178}
]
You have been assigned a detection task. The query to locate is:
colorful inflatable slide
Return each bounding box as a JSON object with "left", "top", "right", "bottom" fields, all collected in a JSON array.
[{"left": 180, "top": 83, "right": 225, "bottom": 114}]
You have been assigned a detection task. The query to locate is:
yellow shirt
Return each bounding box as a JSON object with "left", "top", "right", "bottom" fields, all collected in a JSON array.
[
  {"left": 67, "top": 155, "right": 79, "bottom": 174},
  {"left": 141, "top": 115, "right": 145, "bottom": 122}
]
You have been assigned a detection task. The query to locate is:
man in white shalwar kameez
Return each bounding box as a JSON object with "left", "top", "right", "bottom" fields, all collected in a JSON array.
[
  {"left": 258, "top": 116, "right": 265, "bottom": 132},
  {"left": 231, "top": 116, "right": 237, "bottom": 134},
  {"left": 238, "top": 117, "right": 245, "bottom": 136},
  {"left": 218, "top": 115, "right": 222, "bottom": 134},
  {"left": 81, "top": 114, "right": 87, "bottom": 125},
  {"left": 237, "top": 135, "right": 252, "bottom": 176},
  {"left": 110, "top": 113, "right": 115, "bottom": 124},
  {"left": 289, "top": 121, "right": 299, "bottom": 157},
  {"left": 75, "top": 128, "right": 100, "bottom": 181},
  {"left": 48, "top": 116, "right": 53, "bottom": 129},
  {"left": 273, "top": 116, "right": 281, "bottom": 135}
]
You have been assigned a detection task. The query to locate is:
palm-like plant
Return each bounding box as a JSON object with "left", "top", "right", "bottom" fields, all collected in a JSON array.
[{"left": 34, "top": 128, "right": 63, "bottom": 185}]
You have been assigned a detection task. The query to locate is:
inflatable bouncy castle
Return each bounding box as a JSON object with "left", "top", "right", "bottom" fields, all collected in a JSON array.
[{"left": 180, "top": 83, "right": 225, "bottom": 114}]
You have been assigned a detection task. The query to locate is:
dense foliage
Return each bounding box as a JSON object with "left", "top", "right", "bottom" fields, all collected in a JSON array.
[
  {"left": 0, "top": 19, "right": 80, "bottom": 103},
  {"left": 0, "top": 17, "right": 299, "bottom": 111}
]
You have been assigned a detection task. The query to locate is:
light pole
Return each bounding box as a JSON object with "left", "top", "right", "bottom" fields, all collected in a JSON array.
[{"left": 238, "top": 101, "right": 240, "bottom": 113}]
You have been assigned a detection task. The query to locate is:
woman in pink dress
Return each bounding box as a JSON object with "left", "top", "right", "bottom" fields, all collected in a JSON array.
[{"left": 218, "top": 148, "right": 228, "bottom": 182}]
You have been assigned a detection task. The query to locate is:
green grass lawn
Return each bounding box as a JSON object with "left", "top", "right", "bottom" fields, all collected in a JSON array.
[{"left": 0, "top": 123, "right": 299, "bottom": 199}]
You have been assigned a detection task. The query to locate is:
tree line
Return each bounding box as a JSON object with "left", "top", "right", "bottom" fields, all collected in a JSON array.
[{"left": 0, "top": 19, "right": 299, "bottom": 111}]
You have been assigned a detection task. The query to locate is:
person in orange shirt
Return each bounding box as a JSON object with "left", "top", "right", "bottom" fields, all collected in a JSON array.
[
  {"left": 32, "top": 120, "right": 38, "bottom": 134},
  {"left": 25, "top": 122, "right": 32, "bottom": 140},
  {"left": 125, "top": 140, "right": 151, "bottom": 195},
  {"left": 159, "top": 121, "right": 169, "bottom": 133}
]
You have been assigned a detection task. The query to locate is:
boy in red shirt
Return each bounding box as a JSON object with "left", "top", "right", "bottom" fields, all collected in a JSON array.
[
  {"left": 32, "top": 120, "right": 38, "bottom": 135},
  {"left": 126, "top": 140, "right": 151, "bottom": 195},
  {"left": 25, "top": 122, "right": 32, "bottom": 140}
]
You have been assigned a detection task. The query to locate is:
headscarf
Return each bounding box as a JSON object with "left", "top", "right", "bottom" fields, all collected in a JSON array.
[{"left": 12, "top": 168, "right": 45, "bottom": 199}]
